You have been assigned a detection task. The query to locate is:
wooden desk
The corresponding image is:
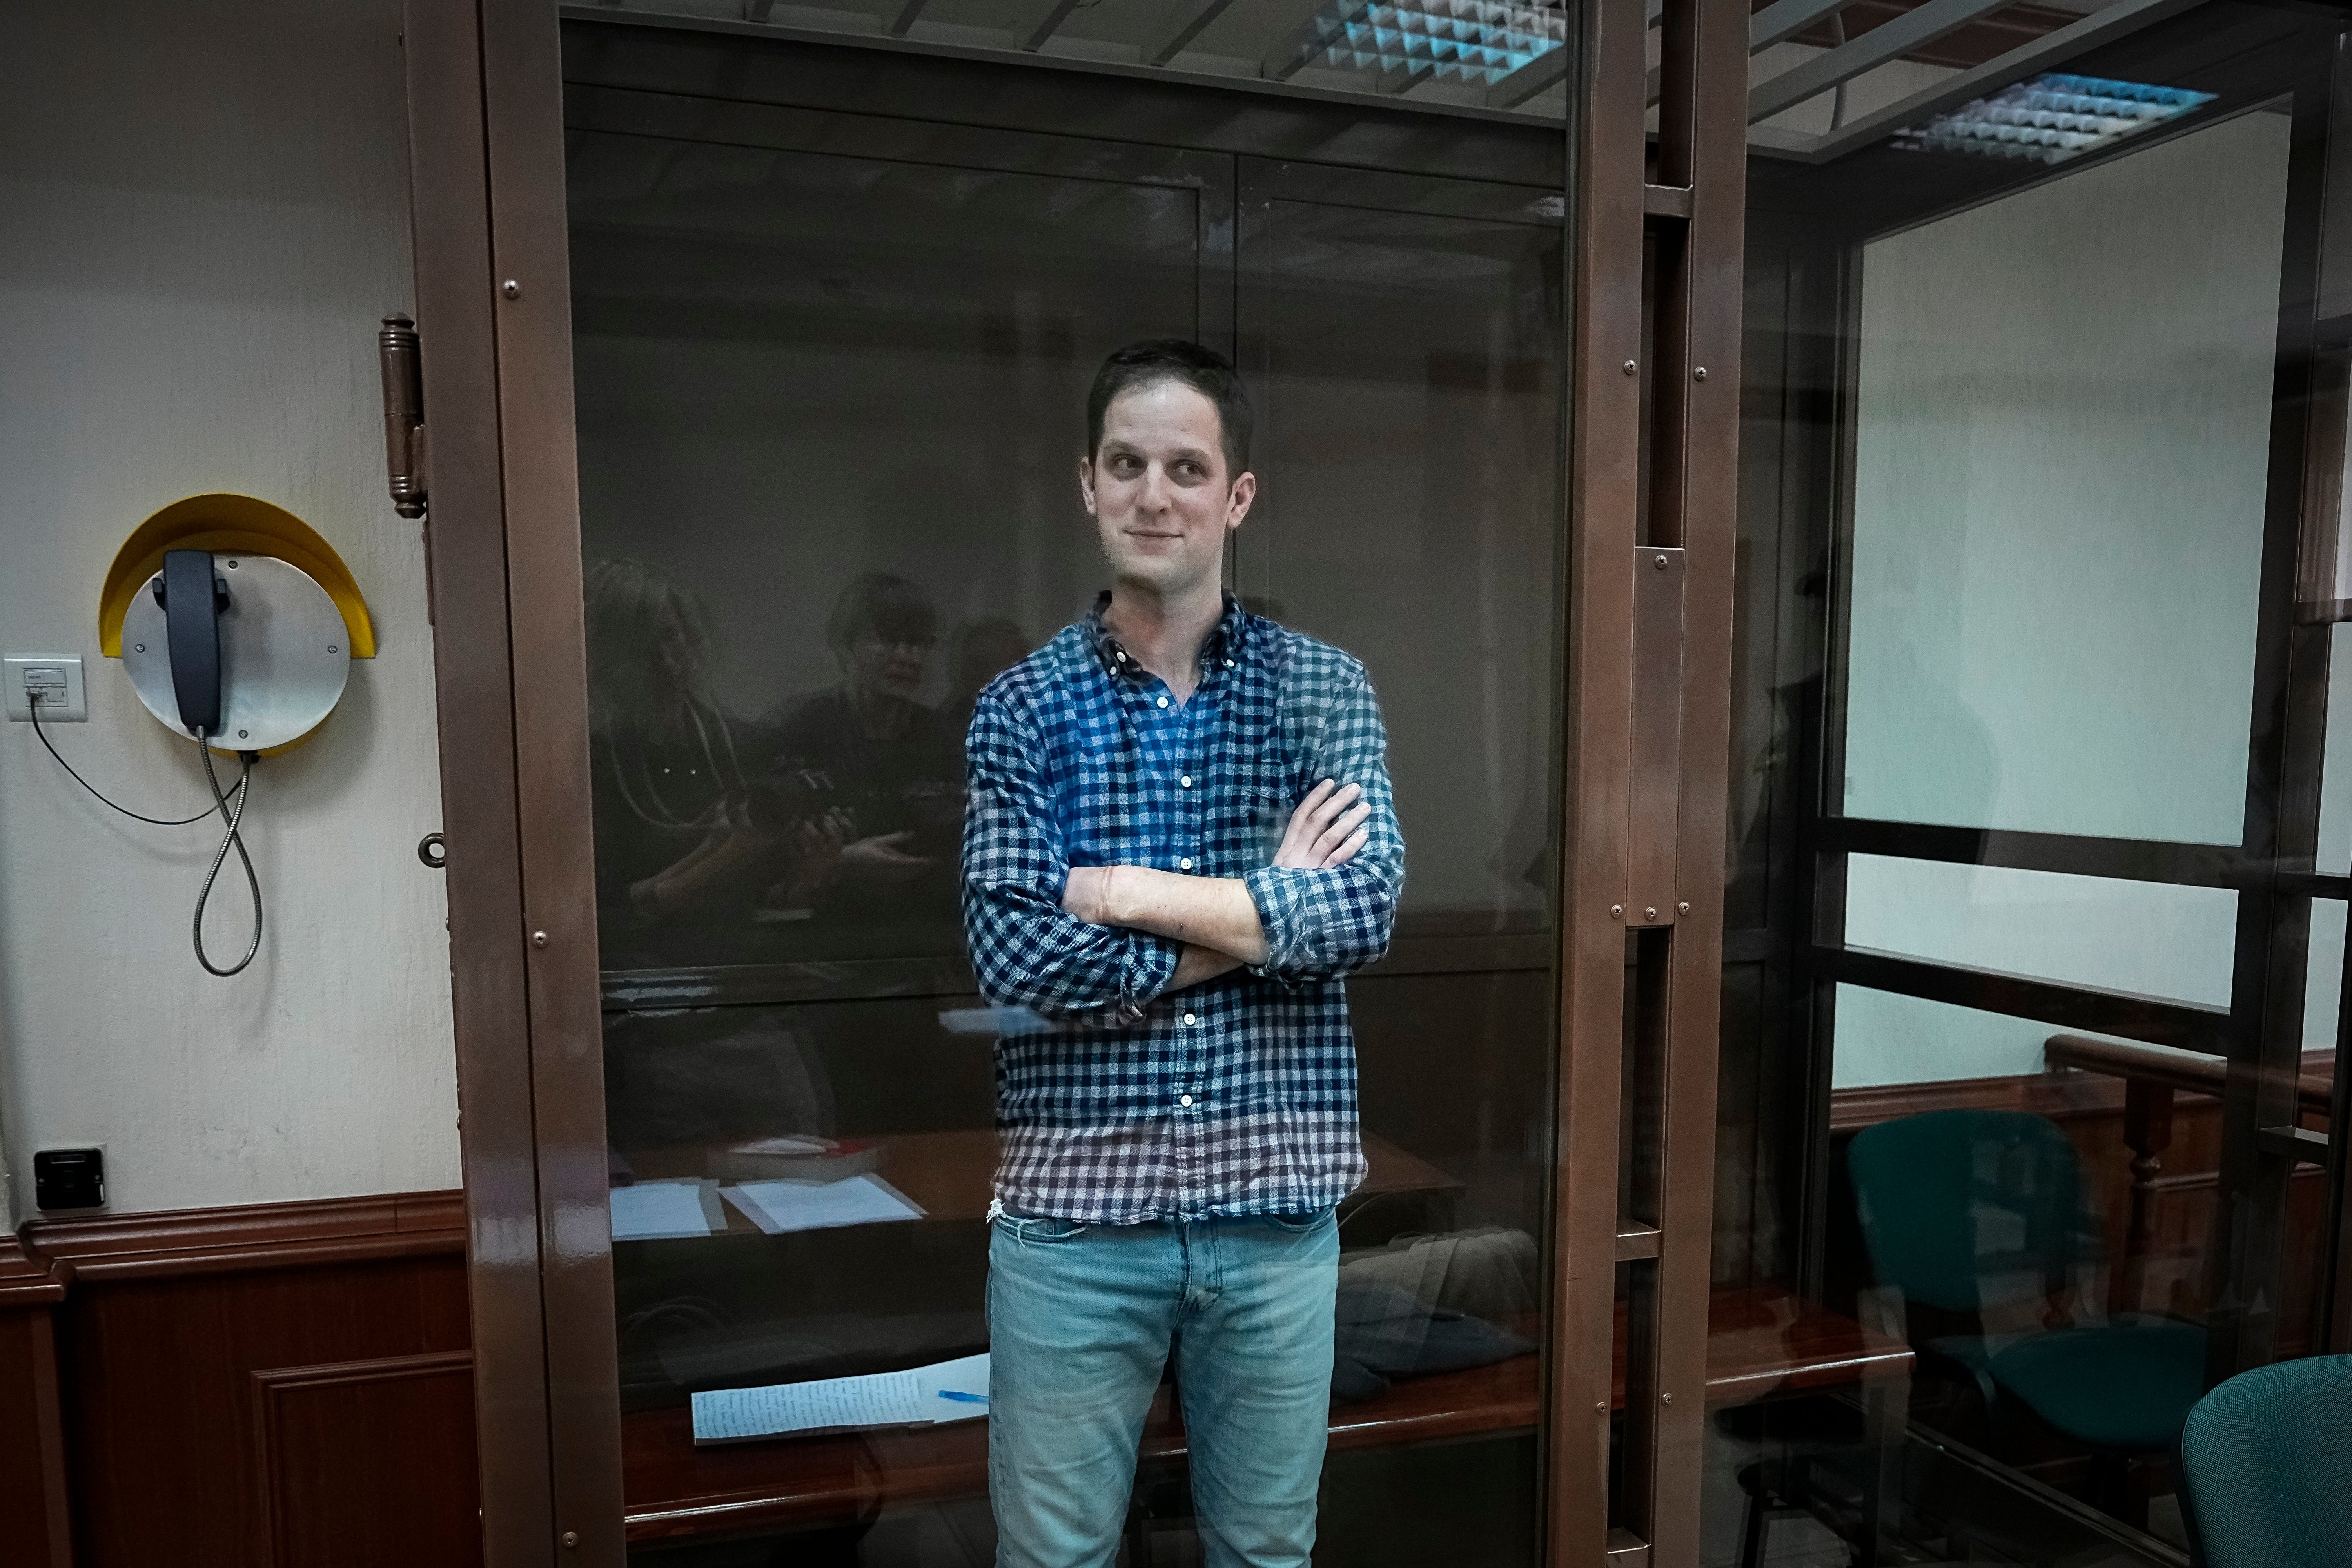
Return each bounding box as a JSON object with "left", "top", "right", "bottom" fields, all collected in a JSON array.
[
  {"left": 621, "top": 1129, "right": 1461, "bottom": 1232},
  {"left": 622, "top": 1286, "right": 1909, "bottom": 1543}
]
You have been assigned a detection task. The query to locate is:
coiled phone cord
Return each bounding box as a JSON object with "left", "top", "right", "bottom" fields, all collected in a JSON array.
[
  {"left": 193, "top": 735, "right": 263, "bottom": 978},
  {"left": 27, "top": 694, "right": 261, "bottom": 976}
]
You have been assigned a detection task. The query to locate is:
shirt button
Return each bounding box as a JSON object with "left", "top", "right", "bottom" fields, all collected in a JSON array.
[
  {"left": 1157, "top": 696, "right": 1169, "bottom": 708},
  {"left": 1183, "top": 1012, "right": 1197, "bottom": 1025},
  {"left": 1223, "top": 659, "right": 1234, "bottom": 668},
  {"left": 1179, "top": 1094, "right": 1194, "bottom": 1107},
  {"left": 1179, "top": 857, "right": 1193, "bottom": 870},
  {"left": 1180, "top": 775, "right": 1192, "bottom": 788}
]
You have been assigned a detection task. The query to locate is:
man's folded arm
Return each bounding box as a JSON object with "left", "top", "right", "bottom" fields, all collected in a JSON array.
[
  {"left": 960, "top": 692, "right": 1180, "bottom": 1023},
  {"left": 1241, "top": 669, "right": 1404, "bottom": 984}
]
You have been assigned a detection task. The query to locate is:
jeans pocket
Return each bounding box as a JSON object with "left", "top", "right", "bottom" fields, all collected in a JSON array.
[
  {"left": 996, "top": 1211, "right": 1090, "bottom": 1244},
  {"left": 1263, "top": 1205, "right": 1337, "bottom": 1234}
]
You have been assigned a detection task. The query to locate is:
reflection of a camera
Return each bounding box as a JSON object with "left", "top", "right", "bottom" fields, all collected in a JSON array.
[
  {"left": 742, "top": 767, "right": 838, "bottom": 837},
  {"left": 743, "top": 769, "right": 963, "bottom": 861}
]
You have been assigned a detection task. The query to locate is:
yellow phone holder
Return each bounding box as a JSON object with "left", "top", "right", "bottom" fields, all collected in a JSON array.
[{"left": 98, "top": 494, "right": 375, "bottom": 754}]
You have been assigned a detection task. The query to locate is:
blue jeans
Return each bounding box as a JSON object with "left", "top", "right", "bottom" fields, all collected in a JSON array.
[{"left": 987, "top": 1206, "right": 1340, "bottom": 1568}]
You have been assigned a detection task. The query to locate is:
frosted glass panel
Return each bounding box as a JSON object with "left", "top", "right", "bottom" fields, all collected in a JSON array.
[
  {"left": 1844, "top": 855, "right": 2237, "bottom": 1007},
  {"left": 2320, "top": 625, "right": 2352, "bottom": 875},
  {"left": 1844, "top": 108, "right": 2291, "bottom": 842},
  {"left": 2310, "top": 897, "right": 2345, "bottom": 1053},
  {"left": 1832, "top": 983, "right": 2175, "bottom": 1089}
]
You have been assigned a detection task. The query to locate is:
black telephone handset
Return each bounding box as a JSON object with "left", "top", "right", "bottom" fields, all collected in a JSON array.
[{"left": 152, "top": 548, "right": 231, "bottom": 737}]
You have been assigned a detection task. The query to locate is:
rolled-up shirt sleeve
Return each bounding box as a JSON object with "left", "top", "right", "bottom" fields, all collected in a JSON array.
[
  {"left": 961, "top": 688, "right": 1180, "bottom": 1023},
  {"left": 1242, "top": 665, "right": 1404, "bottom": 985}
]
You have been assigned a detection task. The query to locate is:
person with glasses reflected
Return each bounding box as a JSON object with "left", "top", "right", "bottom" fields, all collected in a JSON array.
[
  {"left": 584, "top": 557, "right": 788, "bottom": 958},
  {"left": 962, "top": 340, "right": 1405, "bottom": 1568}
]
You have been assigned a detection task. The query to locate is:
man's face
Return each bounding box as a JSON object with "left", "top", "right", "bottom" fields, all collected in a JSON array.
[
  {"left": 1081, "top": 380, "right": 1255, "bottom": 598},
  {"left": 846, "top": 626, "right": 932, "bottom": 703}
]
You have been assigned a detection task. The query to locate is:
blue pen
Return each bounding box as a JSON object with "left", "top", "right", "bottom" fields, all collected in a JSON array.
[{"left": 936, "top": 1390, "right": 989, "bottom": 1405}]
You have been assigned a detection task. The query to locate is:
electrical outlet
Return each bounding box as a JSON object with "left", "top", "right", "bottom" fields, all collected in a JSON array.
[
  {"left": 33, "top": 1147, "right": 105, "bottom": 1211},
  {"left": 5, "top": 655, "right": 86, "bottom": 722}
]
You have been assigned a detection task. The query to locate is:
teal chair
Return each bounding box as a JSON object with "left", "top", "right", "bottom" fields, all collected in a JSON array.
[
  {"left": 2178, "top": 1355, "right": 2352, "bottom": 1568},
  {"left": 1847, "top": 1110, "right": 2206, "bottom": 1460}
]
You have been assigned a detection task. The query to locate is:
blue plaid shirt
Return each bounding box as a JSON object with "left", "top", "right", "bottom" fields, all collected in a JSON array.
[{"left": 961, "top": 594, "right": 1405, "bottom": 1224}]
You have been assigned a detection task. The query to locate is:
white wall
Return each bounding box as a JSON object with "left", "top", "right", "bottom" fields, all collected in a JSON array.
[
  {"left": 0, "top": 2, "right": 458, "bottom": 1220},
  {"left": 1846, "top": 107, "right": 2290, "bottom": 844},
  {"left": 1833, "top": 108, "right": 2299, "bottom": 1087}
]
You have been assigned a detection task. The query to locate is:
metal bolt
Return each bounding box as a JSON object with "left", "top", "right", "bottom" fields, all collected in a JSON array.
[
  {"left": 238, "top": 729, "right": 249, "bottom": 739},
  {"left": 503, "top": 279, "right": 522, "bottom": 299},
  {"left": 226, "top": 559, "right": 239, "bottom": 569},
  {"left": 1653, "top": 554, "right": 1669, "bottom": 569},
  {"left": 1608, "top": 904, "right": 1622, "bottom": 920},
  {"left": 134, "top": 643, "right": 145, "bottom": 653},
  {"left": 1622, "top": 358, "right": 1638, "bottom": 376},
  {"left": 1644, "top": 907, "right": 1658, "bottom": 921},
  {"left": 562, "top": 1532, "right": 579, "bottom": 1549},
  {"left": 1661, "top": 1392, "right": 1673, "bottom": 1405},
  {"left": 1678, "top": 901, "right": 1691, "bottom": 915},
  {"left": 1596, "top": 1401, "right": 1608, "bottom": 1413},
  {"left": 328, "top": 644, "right": 339, "bottom": 654},
  {"left": 1693, "top": 365, "right": 1708, "bottom": 381},
  {"left": 532, "top": 930, "right": 550, "bottom": 948}
]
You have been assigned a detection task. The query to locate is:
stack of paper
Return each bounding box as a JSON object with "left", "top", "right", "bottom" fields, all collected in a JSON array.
[
  {"left": 720, "top": 1172, "right": 926, "bottom": 1235},
  {"left": 691, "top": 1352, "right": 991, "bottom": 1444},
  {"left": 608, "top": 1180, "right": 722, "bottom": 1241}
]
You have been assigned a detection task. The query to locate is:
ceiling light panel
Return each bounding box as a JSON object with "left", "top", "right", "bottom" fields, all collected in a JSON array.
[
  {"left": 1893, "top": 73, "right": 2216, "bottom": 166},
  {"left": 1289, "top": 0, "right": 1567, "bottom": 87}
]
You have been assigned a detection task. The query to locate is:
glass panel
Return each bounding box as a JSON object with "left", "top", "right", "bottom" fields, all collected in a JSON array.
[
  {"left": 2319, "top": 624, "right": 2352, "bottom": 876},
  {"left": 1844, "top": 856, "right": 2238, "bottom": 1012},
  {"left": 572, "top": 126, "right": 1206, "bottom": 975},
  {"left": 1842, "top": 107, "right": 2287, "bottom": 844},
  {"left": 1243, "top": 182, "right": 1565, "bottom": 935},
  {"left": 1715, "top": 33, "right": 2336, "bottom": 1563},
  {"left": 568, "top": 51, "right": 1564, "bottom": 1563}
]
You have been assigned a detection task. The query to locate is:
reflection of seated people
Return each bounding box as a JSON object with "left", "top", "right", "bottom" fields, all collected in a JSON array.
[
  {"left": 941, "top": 615, "right": 1032, "bottom": 736},
  {"left": 764, "top": 572, "right": 963, "bottom": 922},
  {"left": 587, "top": 558, "right": 790, "bottom": 934}
]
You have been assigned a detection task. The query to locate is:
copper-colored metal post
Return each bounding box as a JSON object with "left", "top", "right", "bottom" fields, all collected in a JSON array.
[
  {"left": 399, "top": 2, "right": 559, "bottom": 1564},
  {"left": 477, "top": 0, "right": 625, "bottom": 1562},
  {"left": 1624, "top": 0, "right": 1748, "bottom": 1561},
  {"left": 1547, "top": 0, "right": 1648, "bottom": 1556}
]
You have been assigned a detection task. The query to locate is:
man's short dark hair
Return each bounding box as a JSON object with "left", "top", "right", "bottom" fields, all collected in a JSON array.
[{"left": 1086, "top": 339, "right": 1252, "bottom": 476}]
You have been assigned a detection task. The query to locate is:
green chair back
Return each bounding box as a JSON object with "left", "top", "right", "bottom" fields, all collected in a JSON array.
[
  {"left": 2180, "top": 1354, "right": 2352, "bottom": 1568},
  {"left": 1846, "top": 1109, "right": 2099, "bottom": 1316}
]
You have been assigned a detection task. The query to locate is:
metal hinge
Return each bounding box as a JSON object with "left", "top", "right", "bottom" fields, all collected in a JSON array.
[{"left": 378, "top": 314, "right": 428, "bottom": 519}]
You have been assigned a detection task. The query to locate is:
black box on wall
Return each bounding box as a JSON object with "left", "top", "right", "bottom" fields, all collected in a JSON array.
[{"left": 33, "top": 1147, "right": 104, "bottom": 1210}]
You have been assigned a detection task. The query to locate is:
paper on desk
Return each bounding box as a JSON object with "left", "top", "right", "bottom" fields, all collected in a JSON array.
[
  {"left": 609, "top": 1180, "right": 721, "bottom": 1241},
  {"left": 915, "top": 1352, "right": 991, "bottom": 1421},
  {"left": 692, "top": 1353, "right": 990, "bottom": 1444},
  {"left": 720, "top": 1172, "right": 926, "bottom": 1235}
]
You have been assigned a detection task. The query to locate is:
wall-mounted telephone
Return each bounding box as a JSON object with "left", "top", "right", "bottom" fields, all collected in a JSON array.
[
  {"left": 21, "top": 495, "right": 377, "bottom": 977},
  {"left": 154, "top": 550, "right": 230, "bottom": 737}
]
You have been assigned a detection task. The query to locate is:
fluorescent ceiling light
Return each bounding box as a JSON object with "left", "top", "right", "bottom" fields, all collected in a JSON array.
[
  {"left": 1893, "top": 72, "right": 2216, "bottom": 166},
  {"left": 1289, "top": 0, "right": 1567, "bottom": 87}
]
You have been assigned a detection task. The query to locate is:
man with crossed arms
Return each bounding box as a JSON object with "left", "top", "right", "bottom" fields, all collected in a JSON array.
[{"left": 962, "top": 339, "right": 1405, "bottom": 1568}]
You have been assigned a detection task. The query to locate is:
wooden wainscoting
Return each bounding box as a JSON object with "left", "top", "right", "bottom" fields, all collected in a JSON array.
[
  {"left": 0, "top": 1235, "right": 71, "bottom": 1568},
  {"left": 2, "top": 1189, "right": 477, "bottom": 1568}
]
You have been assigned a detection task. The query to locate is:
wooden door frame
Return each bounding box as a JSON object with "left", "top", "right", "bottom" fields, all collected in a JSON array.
[{"left": 399, "top": 2, "right": 1746, "bottom": 1563}]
